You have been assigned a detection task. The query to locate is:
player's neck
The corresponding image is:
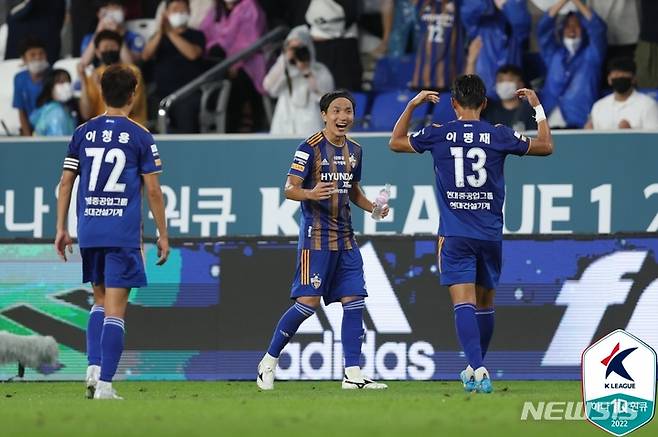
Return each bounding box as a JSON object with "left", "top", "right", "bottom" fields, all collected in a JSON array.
[
  {"left": 322, "top": 129, "right": 346, "bottom": 147},
  {"left": 104, "top": 107, "right": 130, "bottom": 117},
  {"left": 457, "top": 111, "right": 481, "bottom": 121}
]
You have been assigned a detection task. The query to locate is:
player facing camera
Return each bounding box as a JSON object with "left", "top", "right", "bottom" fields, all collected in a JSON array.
[{"left": 319, "top": 90, "right": 355, "bottom": 142}]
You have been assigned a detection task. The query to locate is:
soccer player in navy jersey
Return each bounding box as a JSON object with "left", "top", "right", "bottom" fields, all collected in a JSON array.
[
  {"left": 389, "top": 75, "right": 553, "bottom": 393},
  {"left": 257, "top": 91, "right": 389, "bottom": 390},
  {"left": 54, "top": 65, "right": 169, "bottom": 400}
]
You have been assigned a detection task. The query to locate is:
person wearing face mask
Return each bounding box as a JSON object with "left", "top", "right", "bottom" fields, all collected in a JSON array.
[
  {"left": 12, "top": 36, "right": 50, "bottom": 136},
  {"left": 78, "top": 30, "right": 148, "bottom": 125},
  {"left": 586, "top": 57, "right": 658, "bottom": 130},
  {"left": 79, "top": 0, "right": 145, "bottom": 68},
  {"left": 143, "top": 0, "right": 206, "bottom": 133},
  {"left": 155, "top": 0, "right": 214, "bottom": 30},
  {"left": 482, "top": 64, "right": 537, "bottom": 131},
  {"left": 29, "top": 69, "right": 78, "bottom": 136},
  {"left": 537, "top": 0, "right": 607, "bottom": 128},
  {"left": 264, "top": 25, "right": 335, "bottom": 136}
]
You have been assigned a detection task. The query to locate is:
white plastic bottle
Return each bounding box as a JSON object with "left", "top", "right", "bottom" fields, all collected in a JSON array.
[{"left": 371, "top": 184, "right": 391, "bottom": 221}]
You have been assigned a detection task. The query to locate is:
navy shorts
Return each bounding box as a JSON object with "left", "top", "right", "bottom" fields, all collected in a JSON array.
[
  {"left": 291, "top": 248, "right": 368, "bottom": 305},
  {"left": 437, "top": 236, "right": 502, "bottom": 289},
  {"left": 81, "top": 247, "right": 147, "bottom": 289}
]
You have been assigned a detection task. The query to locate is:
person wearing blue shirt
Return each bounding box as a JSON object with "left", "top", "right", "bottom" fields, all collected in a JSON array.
[
  {"left": 12, "top": 36, "right": 50, "bottom": 136},
  {"left": 461, "top": 0, "right": 531, "bottom": 99},
  {"left": 55, "top": 64, "right": 169, "bottom": 400},
  {"left": 389, "top": 75, "right": 554, "bottom": 393},
  {"left": 30, "top": 69, "right": 78, "bottom": 136},
  {"left": 537, "top": 0, "right": 607, "bottom": 128}
]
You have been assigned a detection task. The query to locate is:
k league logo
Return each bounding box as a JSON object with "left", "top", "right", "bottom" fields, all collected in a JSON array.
[{"left": 582, "top": 330, "right": 657, "bottom": 436}]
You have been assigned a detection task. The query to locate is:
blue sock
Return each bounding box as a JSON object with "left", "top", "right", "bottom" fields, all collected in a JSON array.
[
  {"left": 100, "top": 317, "right": 125, "bottom": 382},
  {"left": 267, "top": 302, "right": 316, "bottom": 358},
  {"left": 476, "top": 308, "right": 495, "bottom": 359},
  {"left": 454, "top": 303, "right": 483, "bottom": 370},
  {"left": 342, "top": 299, "right": 365, "bottom": 368},
  {"left": 87, "top": 305, "right": 104, "bottom": 366}
]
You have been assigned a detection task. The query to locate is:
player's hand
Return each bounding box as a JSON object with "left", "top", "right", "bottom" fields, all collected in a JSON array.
[
  {"left": 54, "top": 230, "right": 73, "bottom": 262},
  {"left": 156, "top": 237, "right": 170, "bottom": 266},
  {"left": 515, "top": 88, "right": 540, "bottom": 107},
  {"left": 307, "top": 182, "right": 334, "bottom": 201},
  {"left": 380, "top": 204, "right": 390, "bottom": 219},
  {"left": 409, "top": 90, "right": 439, "bottom": 108},
  {"left": 618, "top": 119, "right": 631, "bottom": 129}
]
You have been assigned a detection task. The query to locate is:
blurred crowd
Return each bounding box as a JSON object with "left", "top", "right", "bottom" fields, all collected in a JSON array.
[{"left": 1, "top": 0, "right": 657, "bottom": 137}]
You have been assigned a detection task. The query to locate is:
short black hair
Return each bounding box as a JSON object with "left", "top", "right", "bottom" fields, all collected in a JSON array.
[
  {"left": 94, "top": 30, "right": 123, "bottom": 48},
  {"left": 320, "top": 90, "right": 355, "bottom": 113},
  {"left": 166, "top": 0, "right": 190, "bottom": 6},
  {"left": 19, "top": 35, "right": 46, "bottom": 56},
  {"left": 608, "top": 57, "right": 636, "bottom": 75},
  {"left": 101, "top": 64, "right": 137, "bottom": 108},
  {"left": 451, "top": 74, "right": 486, "bottom": 110},
  {"left": 36, "top": 69, "right": 71, "bottom": 107},
  {"left": 496, "top": 64, "right": 523, "bottom": 79},
  {"left": 96, "top": 0, "right": 124, "bottom": 9}
]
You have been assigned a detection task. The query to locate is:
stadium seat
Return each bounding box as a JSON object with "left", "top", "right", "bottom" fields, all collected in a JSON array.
[
  {"left": 351, "top": 91, "right": 369, "bottom": 130},
  {"left": 372, "top": 55, "right": 415, "bottom": 92},
  {"left": 368, "top": 89, "right": 416, "bottom": 132},
  {"left": 639, "top": 88, "right": 658, "bottom": 102},
  {"left": 125, "top": 19, "right": 157, "bottom": 43},
  {"left": 0, "top": 59, "right": 25, "bottom": 135},
  {"left": 0, "top": 23, "right": 7, "bottom": 61}
]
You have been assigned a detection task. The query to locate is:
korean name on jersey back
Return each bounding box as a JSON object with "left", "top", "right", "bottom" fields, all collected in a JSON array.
[
  {"left": 62, "top": 116, "right": 162, "bottom": 248},
  {"left": 409, "top": 120, "right": 529, "bottom": 241},
  {"left": 288, "top": 131, "right": 363, "bottom": 251}
]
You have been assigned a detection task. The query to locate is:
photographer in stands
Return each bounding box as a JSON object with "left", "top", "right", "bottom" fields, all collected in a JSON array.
[{"left": 263, "top": 25, "right": 333, "bottom": 136}]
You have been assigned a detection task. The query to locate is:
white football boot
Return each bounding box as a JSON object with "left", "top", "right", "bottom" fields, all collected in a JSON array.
[
  {"left": 85, "top": 365, "right": 100, "bottom": 399},
  {"left": 257, "top": 353, "right": 278, "bottom": 390},
  {"left": 342, "top": 366, "right": 388, "bottom": 390},
  {"left": 93, "top": 380, "right": 124, "bottom": 400}
]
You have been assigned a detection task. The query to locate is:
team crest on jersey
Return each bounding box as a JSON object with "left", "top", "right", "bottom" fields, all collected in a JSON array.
[
  {"left": 349, "top": 154, "right": 357, "bottom": 167},
  {"left": 311, "top": 273, "right": 322, "bottom": 289}
]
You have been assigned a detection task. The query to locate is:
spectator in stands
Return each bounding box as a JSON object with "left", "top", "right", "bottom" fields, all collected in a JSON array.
[
  {"left": 589, "top": 0, "right": 638, "bottom": 62},
  {"left": 12, "top": 36, "right": 49, "bottom": 136},
  {"left": 586, "top": 57, "right": 658, "bottom": 130},
  {"left": 155, "top": 0, "right": 214, "bottom": 29},
  {"left": 78, "top": 30, "right": 148, "bottom": 125},
  {"left": 387, "top": 0, "right": 420, "bottom": 58},
  {"left": 264, "top": 25, "right": 334, "bottom": 136},
  {"left": 537, "top": 0, "right": 606, "bottom": 128},
  {"left": 462, "top": 0, "right": 531, "bottom": 99},
  {"left": 410, "top": 0, "right": 463, "bottom": 90},
  {"left": 29, "top": 69, "right": 78, "bottom": 136},
  {"left": 4, "top": 0, "right": 66, "bottom": 65},
  {"left": 482, "top": 64, "right": 537, "bottom": 132},
  {"left": 306, "top": 0, "right": 362, "bottom": 90},
  {"left": 199, "top": 0, "right": 267, "bottom": 132},
  {"left": 143, "top": 0, "right": 206, "bottom": 133},
  {"left": 79, "top": 0, "right": 145, "bottom": 67},
  {"left": 636, "top": 0, "right": 658, "bottom": 88}
]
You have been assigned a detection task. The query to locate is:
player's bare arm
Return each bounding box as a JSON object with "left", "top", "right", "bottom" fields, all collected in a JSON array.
[
  {"left": 389, "top": 90, "right": 440, "bottom": 153},
  {"left": 54, "top": 170, "right": 77, "bottom": 262},
  {"left": 143, "top": 173, "right": 169, "bottom": 265},
  {"left": 348, "top": 182, "right": 389, "bottom": 218},
  {"left": 516, "top": 88, "right": 554, "bottom": 156},
  {"left": 284, "top": 175, "right": 334, "bottom": 201}
]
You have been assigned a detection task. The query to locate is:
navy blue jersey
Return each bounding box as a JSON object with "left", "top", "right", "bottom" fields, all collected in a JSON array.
[
  {"left": 62, "top": 115, "right": 162, "bottom": 248},
  {"left": 288, "top": 131, "right": 362, "bottom": 251},
  {"left": 409, "top": 120, "right": 529, "bottom": 240}
]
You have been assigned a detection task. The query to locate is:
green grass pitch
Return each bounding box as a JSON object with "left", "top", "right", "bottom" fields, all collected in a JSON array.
[{"left": 0, "top": 381, "right": 655, "bottom": 437}]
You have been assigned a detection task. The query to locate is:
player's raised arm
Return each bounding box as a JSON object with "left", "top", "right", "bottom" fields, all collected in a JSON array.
[
  {"left": 143, "top": 173, "right": 169, "bottom": 265},
  {"left": 55, "top": 170, "right": 77, "bottom": 261},
  {"left": 516, "top": 88, "right": 554, "bottom": 156},
  {"left": 389, "top": 90, "right": 439, "bottom": 153}
]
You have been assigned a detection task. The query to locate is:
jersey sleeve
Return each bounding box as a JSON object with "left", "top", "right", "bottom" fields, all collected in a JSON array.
[
  {"left": 139, "top": 131, "right": 163, "bottom": 175},
  {"left": 494, "top": 124, "right": 530, "bottom": 156},
  {"left": 62, "top": 127, "right": 82, "bottom": 173},
  {"left": 408, "top": 125, "right": 439, "bottom": 153},
  {"left": 287, "top": 142, "right": 314, "bottom": 180}
]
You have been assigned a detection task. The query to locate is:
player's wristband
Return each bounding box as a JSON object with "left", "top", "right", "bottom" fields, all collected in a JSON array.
[{"left": 533, "top": 104, "right": 546, "bottom": 123}]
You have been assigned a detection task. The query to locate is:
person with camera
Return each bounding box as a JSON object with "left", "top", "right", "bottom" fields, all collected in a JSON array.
[{"left": 263, "top": 25, "right": 334, "bottom": 136}]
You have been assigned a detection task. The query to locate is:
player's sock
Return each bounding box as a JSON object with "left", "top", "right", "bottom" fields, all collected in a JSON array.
[
  {"left": 266, "top": 302, "right": 316, "bottom": 358},
  {"left": 87, "top": 305, "right": 104, "bottom": 366},
  {"left": 341, "top": 298, "right": 366, "bottom": 368},
  {"left": 476, "top": 307, "right": 495, "bottom": 359},
  {"left": 454, "top": 303, "right": 483, "bottom": 370},
  {"left": 100, "top": 317, "right": 125, "bottom": 382}
]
